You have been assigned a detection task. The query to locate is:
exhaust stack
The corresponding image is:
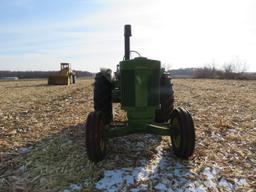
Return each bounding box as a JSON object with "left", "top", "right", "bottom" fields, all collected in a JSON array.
[{"left": 124, "top": 24, "right": 132, "bottom": 60}]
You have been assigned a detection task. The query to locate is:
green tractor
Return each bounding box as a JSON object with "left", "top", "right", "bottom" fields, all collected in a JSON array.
[{"left": 85, "top": 25, "right": 195, "bottom": 162}]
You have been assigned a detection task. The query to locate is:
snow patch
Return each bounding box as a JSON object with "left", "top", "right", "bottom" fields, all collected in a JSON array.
[
  {"left": 202, "top": 167, "right": 219, "bottom": 180},
  {"left": 96, "top": 167, "right": 149, "bottom": 190},
  {"left": 154, "top": 183, "right": 168, "bottom": 191},
  {"left": 218, "top": 177, "right": 233, "bottom": 190},
  {"left": 235, "top": 178, "right": 247, "bottom": 186},
  {"left": 63, "top": 183, "right": 81, "bottom": 192}
]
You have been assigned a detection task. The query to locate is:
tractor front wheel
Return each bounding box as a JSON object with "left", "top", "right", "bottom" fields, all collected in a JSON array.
[
  {"left": 85, "top": 111, "right": 107, "bottom": 162},
  {"left": 170, "top": 107, "right": 195, "bottom": 159}
]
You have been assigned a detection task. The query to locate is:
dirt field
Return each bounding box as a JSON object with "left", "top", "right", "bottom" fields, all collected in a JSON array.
[{"left": 0, "top": 79, "right": 255, "bottom": 191}]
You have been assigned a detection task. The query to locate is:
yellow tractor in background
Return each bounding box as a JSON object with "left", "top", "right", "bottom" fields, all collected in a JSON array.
[{"left": 48, "top": 63, "right": 76, "bottom": 85}]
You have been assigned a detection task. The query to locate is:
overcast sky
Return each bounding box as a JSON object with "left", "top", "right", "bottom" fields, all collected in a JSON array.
[{"left": 0, "top": 0, "right": 255, "bottom": 72}]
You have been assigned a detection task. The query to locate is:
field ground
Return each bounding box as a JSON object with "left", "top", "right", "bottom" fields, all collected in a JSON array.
[{"left": 0, "top": 79, "right": 255, "bottom": 191}]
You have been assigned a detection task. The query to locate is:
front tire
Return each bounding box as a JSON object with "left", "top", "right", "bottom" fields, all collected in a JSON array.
[
  {"left": 170, "top": 107, "right": 195, "bottom": 159},
  {"left": 85, "top": 111, "right": 107, "bottom": 162}
]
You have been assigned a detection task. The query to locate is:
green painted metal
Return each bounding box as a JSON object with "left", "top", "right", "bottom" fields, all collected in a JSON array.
[
  {"left": 117, "top": 57, "right": 161, "bottom": 132},
  {"left": 120, "top": 57, "right": 160, "bottom": 107},
  {"left": 106, "top": 122, "right": 172, "bottom": 138}
]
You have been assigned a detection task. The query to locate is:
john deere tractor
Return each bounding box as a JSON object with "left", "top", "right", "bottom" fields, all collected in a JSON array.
[{"left": 85, "top": 25, "right": 195, "bottom": 162}]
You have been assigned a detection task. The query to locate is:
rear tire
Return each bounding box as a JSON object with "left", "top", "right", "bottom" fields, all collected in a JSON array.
[
  {"left": 85, "top": 111, "right": 107, "bottom": 162},
  {"left": 94, "top": 72, "right": 113, "bottom": 124},
  {"left": 155, "top": 72, "right": 174, "bottom": 123},
  {"left": 170, "top": 107, "right": 195, "bottom": 159},
  {"left": 72, "top": 75, "right": 76, "bottom": 84}
]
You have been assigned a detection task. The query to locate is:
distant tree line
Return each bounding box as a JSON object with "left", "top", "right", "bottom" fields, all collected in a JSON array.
[
  {"left": 0, "top": 70, "right": 93, "bottom": 79},
  {"left": 193, "top": 63, "right": 256, "bottom": 80},
  {"left": 169, "top": 68, "right": 194, "bottom": 78},
  {"left": 167, "top": 62, "right": 256, "bottom": 80}
]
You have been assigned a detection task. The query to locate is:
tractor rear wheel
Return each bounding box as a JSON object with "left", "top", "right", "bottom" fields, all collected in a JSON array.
[
  {"left": 170, "top": 107, "right": 195, "bottom": 159},
  {"left": 72, "top": 75, "right": 76, "bottom": 84},
  {"left": 85, "top": 111, "right": 107, "bottom": 162},
  {"left": 155, "top": 72, "right": 174, "bottom": 123},
  {"left": 94, "top": 72, "right": 113, "bottom": 124}
]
